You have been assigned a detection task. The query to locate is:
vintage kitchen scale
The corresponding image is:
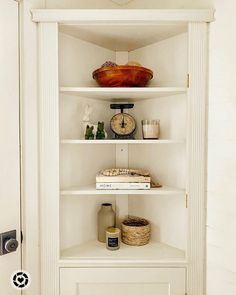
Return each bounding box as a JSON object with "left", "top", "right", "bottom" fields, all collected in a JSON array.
[{"left": 110, "top": 103, "right": 136, "bottom": 139}]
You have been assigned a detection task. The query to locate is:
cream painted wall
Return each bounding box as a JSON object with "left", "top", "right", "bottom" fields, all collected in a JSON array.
[
  {"left": 45, "top": 0, "right": 212, "bottom": 9},
  {"left": 207, "top": 1, "right": 236, "bottom": 294},
  {"left": 46, "top": 0, "right": 116, "bottom": 9},
  {"left": 42, "top": 0, "right": 236, "bottom": 294}
]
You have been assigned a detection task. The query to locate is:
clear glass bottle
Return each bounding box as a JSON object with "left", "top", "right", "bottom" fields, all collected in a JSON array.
[{"left": 97, "top": 203, "right": 115, "bottom": 243}]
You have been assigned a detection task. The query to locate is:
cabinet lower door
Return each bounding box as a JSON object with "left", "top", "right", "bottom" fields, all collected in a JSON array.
[{"left": 60, "top": 268, "right": 186, "bottom": 295}]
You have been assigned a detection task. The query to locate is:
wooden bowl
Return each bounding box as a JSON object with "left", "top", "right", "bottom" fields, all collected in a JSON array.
[{"left": 93, "top": 65, "right": 153, "bottom": 87}]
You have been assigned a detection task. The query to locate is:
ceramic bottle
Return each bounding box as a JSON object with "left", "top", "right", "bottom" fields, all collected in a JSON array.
[{"left": 97, "top": 203, "right": 115, "bottom": 243}]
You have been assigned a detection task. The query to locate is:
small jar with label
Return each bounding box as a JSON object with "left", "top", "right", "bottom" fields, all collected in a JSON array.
[{"left": 106, "top": 227, "right": 121, "bottom": 251}]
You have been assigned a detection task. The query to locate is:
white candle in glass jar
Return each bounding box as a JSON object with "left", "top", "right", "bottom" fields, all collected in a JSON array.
[
  {"left": 106, "top": 227, "right": 121, "bottom": 250},
  {"left": 142, "top": 120, "right": 160, "bottom": 139}
]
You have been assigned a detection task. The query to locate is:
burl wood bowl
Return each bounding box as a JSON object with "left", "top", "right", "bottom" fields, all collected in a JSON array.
[{"left": 93, "top": 65, "right": 153, "bottom": 87}]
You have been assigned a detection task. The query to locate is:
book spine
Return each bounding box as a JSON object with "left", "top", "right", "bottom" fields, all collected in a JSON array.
[{"left": 96, "top": 183, "right": 150, "bottom": 190}]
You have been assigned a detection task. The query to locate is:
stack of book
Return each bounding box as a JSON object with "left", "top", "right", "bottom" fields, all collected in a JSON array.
[{"left": 96, "top": 172, "right": 151, "bottom": 190}]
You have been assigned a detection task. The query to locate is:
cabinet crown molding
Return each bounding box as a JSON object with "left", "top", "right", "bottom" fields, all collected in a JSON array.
[{"left": 31, "top": 9, "right": 215, "bottom": 23}]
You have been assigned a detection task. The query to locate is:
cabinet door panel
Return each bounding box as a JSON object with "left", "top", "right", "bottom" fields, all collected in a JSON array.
[
  {"left": 77, "top": 283, "right": 169, "bottom": 295},
  {"left": 60, "top": 268, "right": 186, "bottom": 295}
]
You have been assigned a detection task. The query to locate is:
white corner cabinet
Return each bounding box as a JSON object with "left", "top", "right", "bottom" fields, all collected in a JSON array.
[{"left": 32, "top": 9, "right": 214, "bottom": 295}]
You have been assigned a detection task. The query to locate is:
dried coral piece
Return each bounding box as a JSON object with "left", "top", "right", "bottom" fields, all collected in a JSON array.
[
  {"left": 101, "top": 168, "right": 150, "bottom": 177},
  {"left": 99, "top": 168, "right": 162, "bottom": 188}
]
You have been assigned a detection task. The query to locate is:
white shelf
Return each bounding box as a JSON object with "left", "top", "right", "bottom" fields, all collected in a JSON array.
[
  {"left": 60, "top": 139, "right": 185, "bottom": 144},
  {"left": 60, "top": 185, "right": 185, "bottom": 196},
  {"left": 60, "top": 240, "right": 186, "bottom": 267},
  {"left": 60, "top": 87, "right": 187, "bottom": 102}
]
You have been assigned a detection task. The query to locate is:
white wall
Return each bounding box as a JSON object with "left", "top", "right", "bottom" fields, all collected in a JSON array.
[
  {"left": 45, "top": 0, "right": 212, "bottom": 9},
  {"left": 46, "top": 0, "right": 117, "bottom": 9},
  {"left": 42, "top": 0, "right": 236, "bottom": 294},
  {"left": 207, "top": 1, "right": 236, "bottom": 294}
]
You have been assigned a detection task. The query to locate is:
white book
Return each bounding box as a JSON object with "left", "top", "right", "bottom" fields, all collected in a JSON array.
[
  {"left": 96, "top": 182, "right": 151, "bottom": 190},
  {"left": 96, "top": 173, "right": 151, "bottom": 183}
]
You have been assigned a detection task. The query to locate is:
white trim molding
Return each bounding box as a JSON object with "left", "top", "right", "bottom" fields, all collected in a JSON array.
[
  {"left": 38, "top": 22, "right": 59, "bottom": 295},
  {"left": 187, "top": 22, "right": 208, "bottom": 295},
  {"left": 31, "top": 9, "right": 215, "bottom": 24}
]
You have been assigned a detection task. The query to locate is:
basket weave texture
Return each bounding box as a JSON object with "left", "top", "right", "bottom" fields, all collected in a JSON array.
[{"left": 121, "top": 217, "right": 151, "bottom": 246}]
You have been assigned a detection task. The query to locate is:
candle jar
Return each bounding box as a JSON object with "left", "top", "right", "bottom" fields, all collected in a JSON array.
[
  {"left": 106, "top": 227, "right": 121, "bottom": 250},
  {"left": 97, "top": 203, "right": 115, "bottom": 243},
  {"left": 141, "top": 120, "right": 160, "bottom": 139}
]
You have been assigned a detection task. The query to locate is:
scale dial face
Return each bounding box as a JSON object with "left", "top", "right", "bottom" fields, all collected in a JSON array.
[{"left": 110, "top": 113, "right": 136, "bottom": 136}]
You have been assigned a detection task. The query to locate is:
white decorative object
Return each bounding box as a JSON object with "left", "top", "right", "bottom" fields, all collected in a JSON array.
[
  {"left": 82, "top": 104, "right": 108, "bottom": 138},
  {"left": 82, "top": 104, "right": 92, "bottom": 122},
  {"left": 81, "top": 104, "right": 93, "bottom": 135}
]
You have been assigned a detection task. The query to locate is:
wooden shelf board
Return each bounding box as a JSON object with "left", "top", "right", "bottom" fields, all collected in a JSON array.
[
  {"left": 60, "top": 240, "right": 186, "bottom": 267},
  {"left": 60, "top": 139, "right": 185, "bottom": 144},
  {"left": 60, "top": 185, "right": 185, "bottom": 196},
  {"left": 60, "top": 87, "right": 187, "bottom": 101}
]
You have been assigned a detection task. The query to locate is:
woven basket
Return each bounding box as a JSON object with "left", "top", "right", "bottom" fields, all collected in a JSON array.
[{"left": 121, "top": 217, "right": 151, "bottom": 246}]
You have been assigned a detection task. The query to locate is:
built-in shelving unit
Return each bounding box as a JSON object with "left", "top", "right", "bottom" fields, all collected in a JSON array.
[{"left": 34, "top": 8, "right": 212, "bottom": 295}]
